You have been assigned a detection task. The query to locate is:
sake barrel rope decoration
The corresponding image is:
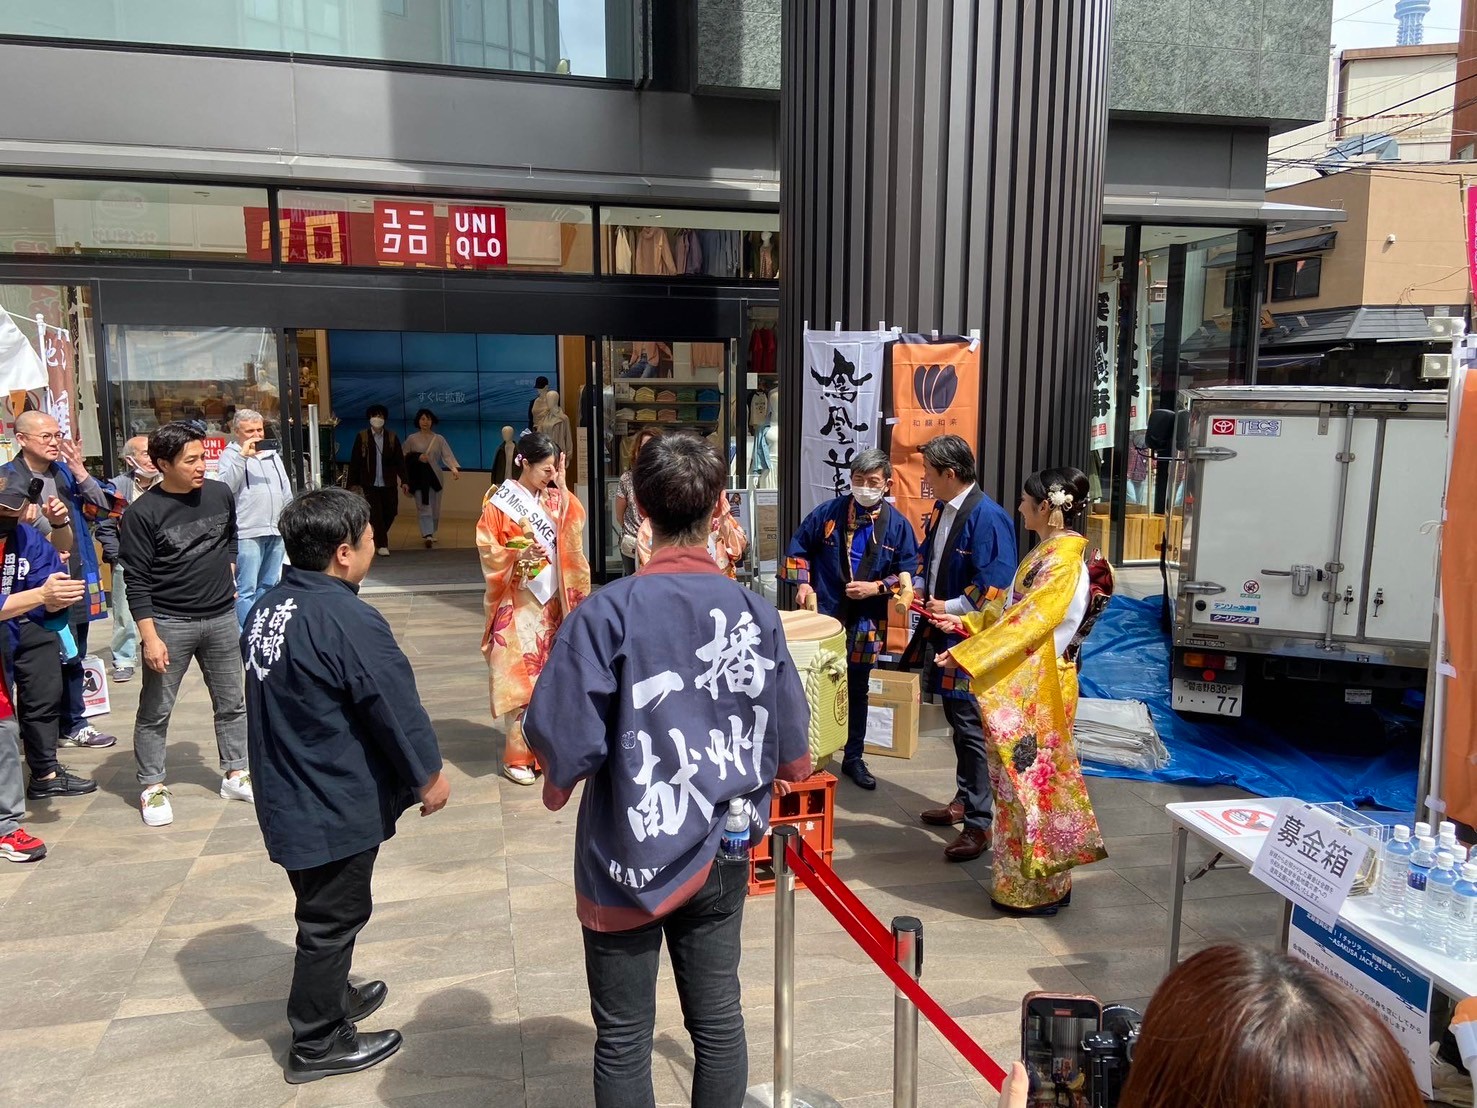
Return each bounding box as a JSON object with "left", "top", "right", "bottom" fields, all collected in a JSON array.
[{"left": 804, "top": 646, "right": 848, "bottom": 765}]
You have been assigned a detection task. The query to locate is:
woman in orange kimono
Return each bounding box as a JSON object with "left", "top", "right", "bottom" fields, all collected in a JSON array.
[
  {"left": 935, "top": 466, "right": 1107, "bottom": 915},
  {"left": 477, "top": 431, "right": 591, "bottom": 785},
  {"left": 634, "top": 491, "right": 747, "bottom": 577}
]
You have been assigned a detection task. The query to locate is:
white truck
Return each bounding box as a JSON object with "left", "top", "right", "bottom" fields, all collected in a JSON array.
[{"left": 1165, "top": 386, "right": 1446, "bottom": 718}]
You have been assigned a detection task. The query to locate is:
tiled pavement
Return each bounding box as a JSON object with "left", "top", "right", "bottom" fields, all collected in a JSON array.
[{"left": 0, "top": 591, "right": 1276, "bottom": 1108}]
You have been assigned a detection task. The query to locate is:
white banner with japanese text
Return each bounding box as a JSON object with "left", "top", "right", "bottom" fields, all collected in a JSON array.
[
  {"left": 1090, "top": 265, "right": 1152, "bottom": 452},
  {"left": 800, "top": 329, "right": 887, "bottom": 518}
]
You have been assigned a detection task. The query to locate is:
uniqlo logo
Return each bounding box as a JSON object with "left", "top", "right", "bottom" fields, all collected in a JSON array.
[{"left": 375, "top": 201, "right": 436, "bottom": 265}]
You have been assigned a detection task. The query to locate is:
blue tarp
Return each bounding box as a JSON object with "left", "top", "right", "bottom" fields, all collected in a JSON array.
[{"left": 1076, "top": 595, "right": 1419, "bottom": 811}]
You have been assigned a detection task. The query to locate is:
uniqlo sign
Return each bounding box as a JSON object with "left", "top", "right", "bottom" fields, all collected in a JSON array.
[
  {"left": 449, "top": 205, "right": 508, "bottom": 268},
  {"left": 374, "top": 201, "right": 437, "bottom": 266}
]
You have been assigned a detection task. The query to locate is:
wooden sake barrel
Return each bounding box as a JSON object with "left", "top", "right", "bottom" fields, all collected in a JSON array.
[{"left": 779, "top": 609, "right": 849, "bottom": 768}]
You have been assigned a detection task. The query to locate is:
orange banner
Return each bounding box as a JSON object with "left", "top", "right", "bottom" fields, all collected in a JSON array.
[
  {"left": 1442, "top": 369, "right": 1477, "bottom": 826},
  {"left": 884, "top": 339, "right": 983, "bottom": 652}
]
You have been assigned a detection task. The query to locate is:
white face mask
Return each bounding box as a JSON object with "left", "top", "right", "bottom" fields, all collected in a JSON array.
[
  {"left": 851, "top": 485, "right": 885, "bottom": 508},
  {"left": 369, "top": 417, "right": 386, "bottom": 430}
]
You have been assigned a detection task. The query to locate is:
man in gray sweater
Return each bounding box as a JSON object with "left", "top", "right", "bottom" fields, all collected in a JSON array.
[{"left": 214, "top": 409, "right": 292, "bottom": 627}]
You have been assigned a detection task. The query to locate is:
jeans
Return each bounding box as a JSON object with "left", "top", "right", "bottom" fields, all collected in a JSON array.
[
  {"left": 0, "top": 719, "right": 24, "bottom": 835},
  {"left": 12, "top": 620, "right": 63, "bottom": 779},
  {"left": 943, "top": 695, "right": 992, "bottom": 829},
  {"left": 582, "top": 857, "right": 749, "bottom": 1108},
  {"left": 134, "top": 612, "right": 248, "bottom": 786},
  {"left": 110, "top": 565, "right": 138, "bottom": 668},
  {"left": 845, "top": 662, "right": 873, "bottom": 764},
  {"left": 287, "top": 846, "right": 378, "bottom": 1054},
  {"left": 415, "top": 488, "right": 443, "bottom": 539},
  {"left": 235, "top": 535, "right": 286, "bottom": 626}
]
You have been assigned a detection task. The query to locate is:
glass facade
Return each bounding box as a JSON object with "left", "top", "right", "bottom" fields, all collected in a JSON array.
[
  {"left": 601, "top": 208, "right": 781, "bottom": 280},
  {"left": 0, "top": 0, "right": 632, "bottom": 80}
]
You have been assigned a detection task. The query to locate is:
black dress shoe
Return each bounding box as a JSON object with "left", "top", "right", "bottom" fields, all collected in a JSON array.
[
  {"left": 347, "top": 980, "right": 388, "bottom": 1023},
  {"left": 841, "top": 759, "right": 877, "bottom": 790},
  {"left": 26, "top": 766, "right": 97, "bottom": 799},
  {"left": 286, "top": 1024, "right": 402, "bottom": 1084}
]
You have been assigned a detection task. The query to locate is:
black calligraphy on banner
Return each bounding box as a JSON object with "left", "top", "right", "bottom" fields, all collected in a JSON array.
[{"left": 810, "top": 348, "right": 874, "bottom": 498}]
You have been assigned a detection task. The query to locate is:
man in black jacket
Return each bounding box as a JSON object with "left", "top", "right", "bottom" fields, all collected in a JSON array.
[{"left": 244, "top": 487, "right": 448, "bottom": 1085}]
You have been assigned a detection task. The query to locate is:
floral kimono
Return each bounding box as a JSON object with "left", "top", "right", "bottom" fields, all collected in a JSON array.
[
  {"left": 950, "top": 532, "right": 1107, "bottom": 910},
  {"left": 477, "top": 480, "right": 591, "bottom": 768},
  {"left": 634, "top": 504, "right": 748, "bottom": 578}
]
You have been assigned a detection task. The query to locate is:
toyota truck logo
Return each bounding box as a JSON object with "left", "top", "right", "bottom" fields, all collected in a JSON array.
[{"left": 1211, "top": 418, "right": 1236, "bottom": 436}]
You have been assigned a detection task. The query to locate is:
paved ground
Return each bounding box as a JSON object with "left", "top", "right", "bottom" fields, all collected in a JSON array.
[{"left": 0, "top": 590, "right": 1278, "bottom": 1108}]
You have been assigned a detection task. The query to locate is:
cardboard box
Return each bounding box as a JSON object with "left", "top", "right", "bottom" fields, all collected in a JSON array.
[{"left": 864, "top": 668, "right": 919, "bottom": 759}]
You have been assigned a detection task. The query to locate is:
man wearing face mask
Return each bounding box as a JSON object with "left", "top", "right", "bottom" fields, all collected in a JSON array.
[
  {"left": 94, "top": 435, "right": 159, "bottom": 682},
  {"left": 346, "top": 405, "right": 407, "bottom": 557},
  {"left": 782, "top": 449, "right": 917, "bottom": 790}
]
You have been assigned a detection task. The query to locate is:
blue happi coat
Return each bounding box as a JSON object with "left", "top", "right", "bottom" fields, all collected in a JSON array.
[
  {"left": 781, "top": 494, "right": 918, "bottom": 665},
  {"left": 525, "top": 546, "right": 812, "bottom": 932}
]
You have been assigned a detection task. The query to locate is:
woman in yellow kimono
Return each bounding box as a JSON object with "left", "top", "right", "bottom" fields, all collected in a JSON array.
[
  {"left": 478, "top": 431, "right": 591, "bottom": 785},
  {"left": 935, "top": 466, "right": 1107, "bottom": 915}
]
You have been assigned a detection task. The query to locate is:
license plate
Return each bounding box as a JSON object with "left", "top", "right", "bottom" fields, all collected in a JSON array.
[{"left": 1172, "top": 678, "right": 1243, "bottom": 717}]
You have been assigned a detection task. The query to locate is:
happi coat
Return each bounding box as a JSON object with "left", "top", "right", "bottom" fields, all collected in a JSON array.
[
  {"left": 477, "top": 480, "right": 590, "bottom": 720},
  {"left": 949, "top": 532, "right": 1107, "bottom": 909}
]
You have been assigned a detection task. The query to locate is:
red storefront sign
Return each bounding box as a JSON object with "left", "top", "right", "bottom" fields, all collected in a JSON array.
[
  {"left": 374, "top": 201, "right": 439, "bottom": 267},
  {"left": 448, "top": 205, "right": 508, "bottom": 268},
  {"left": 244, "top": 208, "right": 349, "bottom": 264},
  {"left": 1467, "top": 186, "right": 1477, "bottom": 307},
  {"left": 202, "top": 436, "right": 227, "bottom": 475}
]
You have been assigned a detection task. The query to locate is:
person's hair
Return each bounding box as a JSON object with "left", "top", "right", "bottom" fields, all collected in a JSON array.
[
  {"left": 231, "top": 408, "right": 264, "bottom": 430},
  {"left": 1120, "top": 944, "right": 1424, "bottom": 1108},
  {"left": 516, "top": 431, "right": 558, "bottom": 468},
  {"left": 413, "top": 408, "right": 438, "bottom": 428},
  {"left": 1022, "top": 465, "right": 1090, "bottom": 529},
  {"left": 850, "top": 447, "right": 891, "bottom": 480},
  {"left": 14, "top": 410, "right": 56, "bottom": 435},
  {"left": 919, "top": 434, "right": 975, "bottom": 482},
  {"left": 279, "top": 488, "right": 372, "bottom": 572},
  {"left": 148, "top": 421, "right": 205, "bottom": 467},
  {"left": 628, "top": 426, "right": 662, "bottom": 465},
  {"left": 365, "top": 404, "right": 389, "bottom": 421},
  {"left": 633, "top": 432, "right": 726, "bottom": 546},
  {"left": 534, "top": 376, "right": 549, "bottom": 389},
  {"left": 121, "top": 436, "right": 147, "bottom": 460}
]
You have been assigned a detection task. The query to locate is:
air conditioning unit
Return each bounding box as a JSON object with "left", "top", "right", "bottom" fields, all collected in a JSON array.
[
  {"left": 1422, "top": 353, "right": 1453, "bottom": 380},
  {"left": 1429, "top": 316, "right": 1467, "bottom": 340}
]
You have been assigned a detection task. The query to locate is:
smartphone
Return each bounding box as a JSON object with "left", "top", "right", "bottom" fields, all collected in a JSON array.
[
  {"left": 255, "top": 438, "right": 280, "bottom": 453},
  {"left": 1022, "top": 992, "right": 1103, "bottom": 1106}
]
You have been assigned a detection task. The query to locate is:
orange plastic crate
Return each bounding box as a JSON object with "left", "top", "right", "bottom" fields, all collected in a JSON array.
[{"left": 747, "top": 771, "right": 836, "bottom": 895}]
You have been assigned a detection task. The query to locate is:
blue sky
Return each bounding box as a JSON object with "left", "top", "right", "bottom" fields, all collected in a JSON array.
[{"left": 1333, "top": 0, "right": 1464, "bottom": 50}]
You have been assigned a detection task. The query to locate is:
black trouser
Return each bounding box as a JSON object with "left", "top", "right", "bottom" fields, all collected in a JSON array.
[
  {"left": 286, "top": 846, "right": 379, "bottom": 1054},
  {"left": 943, "top": 695, "right": 992, "bottom": 830},
  {"left": 62, "top": 619, "right": 88, "bottom": 737},
  {"left": 12, "top": 620, "right": 63, "bottom": 779},
  {"left": 845, "top": 662, "right": 874, "bottom": 764},
  {"left": 365, "top": 485, "right": 398, "bottom": 550}
]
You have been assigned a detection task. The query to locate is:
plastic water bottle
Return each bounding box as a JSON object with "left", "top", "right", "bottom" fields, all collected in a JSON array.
[
  {"left": 719, "top": 799, "right": 750, "bottom": 861},
  {"left": 1407, "top": 835, "right": 1437, "bottom": 924},
  {"left": 1424, "top": 851, "right": 1460, "bottom": 951},
  {"left": 1440, "top": 829, "right": 1469, "bottom": 864},
  {"left": 1379, "top": 826, "right": 1416, "bottom": 919},
  {"left": 1450, "top": 863, "right": 1477, "bottom": 962},
  {"left": 1416, "top": 821, "right": 1433, "bottom": 842}
]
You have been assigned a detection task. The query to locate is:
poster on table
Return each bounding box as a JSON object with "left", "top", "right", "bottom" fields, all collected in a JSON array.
[
  {"left": 1441, "top": 349, "right": 1477, "bottom": 826},
  {"left": 882, "top": 336, "right": 983, "bottom": 654},
  {"left": 798, "top": 329, "right": 887, "bottom": 518},
  {"left": 1289, "top": 906, "right": 1434, "bottom": 1098},
  {"left": 1090, "top": 264, "right": 1152, "bottom": 451}
]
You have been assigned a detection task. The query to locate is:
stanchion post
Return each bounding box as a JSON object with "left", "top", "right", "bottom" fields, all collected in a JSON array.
[
  {"left": 773, "top": 825, "right": 800, "bottom": 1108},
  {"left": 891, "top": 916, "right": 923, "bottom": 1108}
]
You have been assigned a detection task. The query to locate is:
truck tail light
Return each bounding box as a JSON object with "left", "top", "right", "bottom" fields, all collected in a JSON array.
[{"left": 1184, "top": 652, "right": 1237, "bottom": 672}]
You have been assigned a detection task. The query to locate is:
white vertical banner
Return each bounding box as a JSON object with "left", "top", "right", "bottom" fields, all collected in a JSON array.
[
  {"left": 1090, "top": 265, "right": 1152, "bottom": 452},
  {"left": 1130, "top": 262, "right": 1152, "bottom": 434},
  {"left": 800, "top": 329, "right": 887, "bottom": 517}
]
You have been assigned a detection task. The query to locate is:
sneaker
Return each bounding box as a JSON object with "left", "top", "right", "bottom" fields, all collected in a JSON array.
[
  {"left": 220, "top": 772, "right": 255, "bottom": 803},
  {"left": 376, "top": 547, "right": 390, "bottom": 557},
  {"left": 60, "top": 724, "right": 117, "bottom": 749},
  {"left": 502, "top": 763, "right": 537, "bottom": 786},
  {"left": 140, "top": 784, "right": 174, "bottom": 827},
  {"left": 27, "top": 767, "right": 98, "bottom": 799},
  {"left": 423, "top": 537, "right": 433, "bottom": 549},
  {"left": 0, "top": 827, "right": 47, "bottom": 863},
  {"left": 111, "top": 665, "right": 135, "bottom": 683}
]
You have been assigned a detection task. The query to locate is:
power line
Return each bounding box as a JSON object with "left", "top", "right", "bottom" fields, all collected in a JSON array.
[
  {"left": 1267, "top": 94, "right": 1477, "bottom": 177},
  {"left": 1333, "top": 0, "right": 1396, "bottom": 25}
]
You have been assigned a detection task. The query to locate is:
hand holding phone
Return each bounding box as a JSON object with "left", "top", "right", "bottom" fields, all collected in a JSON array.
[{"left": 1021, "top": 992, "right": 1103, "bottom": 1106}]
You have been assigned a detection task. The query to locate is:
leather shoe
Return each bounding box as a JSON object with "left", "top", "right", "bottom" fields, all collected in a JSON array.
[
  {"left": 286, "top": 1024, "right": 402, "bottom": 1084},
  {"left": 841, "top": 759, "right": 877, "bottom": 790},
  {"left": 347, "top": 980, "right": 388, "bottom": 1023},
  {"left": 943, "top": 826, "right": 991, "bottom": 862},
  {"left": 921, "top": 800, "right": 965, "bottom": 827}
]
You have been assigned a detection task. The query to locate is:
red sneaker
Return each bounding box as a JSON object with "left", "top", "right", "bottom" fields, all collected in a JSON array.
[{"left": 0, "top": 827, "right": 47, "bottom": 863}]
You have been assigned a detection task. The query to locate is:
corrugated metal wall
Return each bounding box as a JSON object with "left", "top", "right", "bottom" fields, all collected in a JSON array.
[{"left": 779, "top": 0, "right": 1114, "bottom": 540}]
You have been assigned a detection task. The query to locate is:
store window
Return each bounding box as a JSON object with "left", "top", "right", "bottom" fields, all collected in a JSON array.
[
  {"left": 0, "top": 178, "right": 268, "bottom": 261},
  {"left": 601, "top": 208, "right": 780, "bottom": 280},
  {"left": 269, "top": 192, "right": 593, "bottom": 273},
  {"left": 105, "top": 326, "right": 284, "bottom": 466},
  {"left": 0, "top": 0, "right": 635, "bottom": 80},
  {"left": 0, "top": 283, "right": 104, "bottom": 463},
  {"left": 1270, "top": 257, "right": 1322, "bottom": 302}
]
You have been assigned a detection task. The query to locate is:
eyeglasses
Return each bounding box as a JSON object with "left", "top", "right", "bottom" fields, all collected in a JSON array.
[{"left": 18, "top": 431, "right": 62, "bottom": 442}]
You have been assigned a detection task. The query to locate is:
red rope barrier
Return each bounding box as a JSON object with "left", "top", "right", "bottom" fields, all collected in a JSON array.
[{"left": 785, "top": 837, "right": 1009, "bottom": 1090}]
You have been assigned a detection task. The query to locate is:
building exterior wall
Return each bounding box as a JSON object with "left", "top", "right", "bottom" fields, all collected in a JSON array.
[{"left": 1453, "top": 0, "right": 1477, "bottom": 157}]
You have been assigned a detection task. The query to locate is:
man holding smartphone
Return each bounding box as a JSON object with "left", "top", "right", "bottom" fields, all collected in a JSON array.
[{"left": 215, "top": 409, "right": 292, "bottom": 627}]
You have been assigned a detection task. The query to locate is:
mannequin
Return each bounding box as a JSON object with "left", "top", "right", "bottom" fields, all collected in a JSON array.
[
  {"left": 752, "top": 388, "right": 780, "bottom": 491},
  {"left": 758, "top": 230, "right": 777, "bottom": 279},
  {"left": 537, "top": 390, "right": 575, "bottom": 462},
  {"left": 492, "top": 425, "right": 518, "bottom": 483}
]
